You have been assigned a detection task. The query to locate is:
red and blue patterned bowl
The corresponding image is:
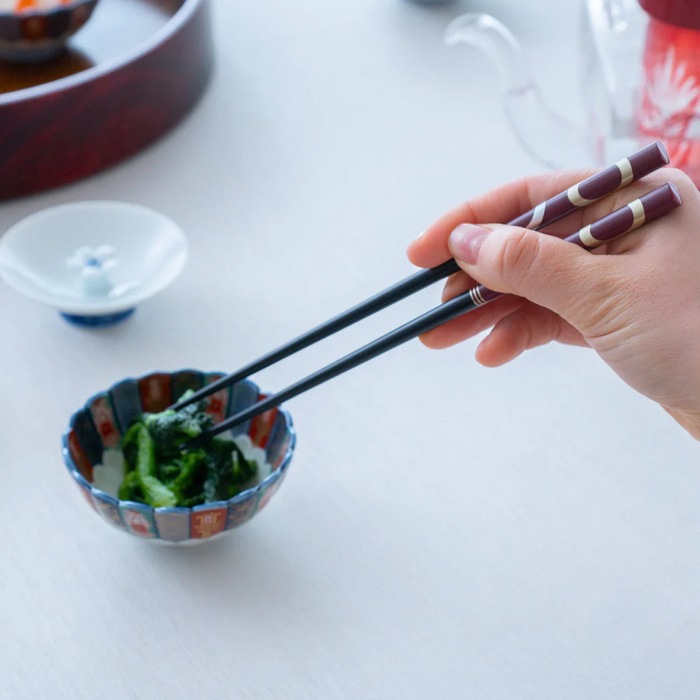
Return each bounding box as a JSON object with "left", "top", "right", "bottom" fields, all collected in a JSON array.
[
  {"left": 0, "top": 0, "right": 99, "bottom": 63},
  {"left": 63, "top": 370, "right": 296, "bottom": 545}
]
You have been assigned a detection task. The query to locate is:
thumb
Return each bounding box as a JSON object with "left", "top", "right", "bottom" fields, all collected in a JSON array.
[{"left": 448, "top": 223, "right": 616, "bottom": 327}]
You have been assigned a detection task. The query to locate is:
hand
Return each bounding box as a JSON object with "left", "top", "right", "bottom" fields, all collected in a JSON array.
[{"left": 407, "top": 167, "right": 700, "bottom": 440}]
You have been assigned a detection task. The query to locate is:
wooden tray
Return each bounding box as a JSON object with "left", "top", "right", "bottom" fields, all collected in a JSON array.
[{"left": 0, "top": 0, "right": 213, "bottom": 201}]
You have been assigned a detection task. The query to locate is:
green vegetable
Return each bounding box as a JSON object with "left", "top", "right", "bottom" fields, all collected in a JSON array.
[
  {"left": 115, "top": 390, "right": 259, "bottom": 508},
  {"left": 134, "top": 423, "right": 178, "bottom": 508},
  {"left": 144, "top": 390, "right": 213, "bottom": 455},
  {"left": 118, "top": 471, "right": 142, "bottom": 502},
  {"left": 122, "top": 423, "right": 141, "bottom": 473},
  {"left": 232, "top": 442, "right": 258, "bottom": 485},
  {"left": 171, "top": 449, "right": 208, "bottom": 504}
]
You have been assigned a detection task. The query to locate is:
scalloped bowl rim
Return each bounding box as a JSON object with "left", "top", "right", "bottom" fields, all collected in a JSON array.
[{"left": 62, "top": 370, "right": 297, "bottom": 520}]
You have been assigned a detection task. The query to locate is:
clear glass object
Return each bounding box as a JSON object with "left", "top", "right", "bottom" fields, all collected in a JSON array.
[{"left": 446, "top": 1, "right": 700, "bottom": 186}]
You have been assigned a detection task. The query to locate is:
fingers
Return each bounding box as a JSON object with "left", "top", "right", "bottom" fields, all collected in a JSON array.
[
  {"left": 420, "top": 295, "right": 525, "bottom": 349},
  {"left": 604, "top": 168, "right": 700, "bottom": 256},
  {"left": 441, "top": 272, "right": 475, "bottom": 303},
  {"left": 475, "top": 306, "right": 588, "bottom": 367},
  {"left": 447, "top": 222, "right": 618, "bottom": 330},
  {"left": 408, "top": 168, "right": 600, "bottom": 269},
  {"left": 409, "top": 166, "right": 692, "bottom": 362}
]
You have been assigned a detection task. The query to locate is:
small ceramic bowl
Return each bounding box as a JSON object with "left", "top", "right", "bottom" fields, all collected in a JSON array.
[
  {"left": 0, "top": 201, "right": 188, "bottom": 327},
  {"left": 0, "top": 0, "right": 99, "bottom": 63},
  {"left": 63, "top": 370, "right": 296, "bottom": 545}
]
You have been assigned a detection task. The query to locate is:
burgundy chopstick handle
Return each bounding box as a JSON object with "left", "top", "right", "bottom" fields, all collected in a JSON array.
[
  {"left": 567, "top": 182, "right": 682, "bottom": 249},
  {"left": 467, "top": 182, "right": 682, "bottom": 309},
  {"left": 510, "top": 141, "right": 670, "bottom": 230}
]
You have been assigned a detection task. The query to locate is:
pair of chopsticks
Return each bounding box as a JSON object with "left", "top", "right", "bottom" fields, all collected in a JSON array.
[{"left": 176, "top": 141, "right": 680, "bottom": 440}]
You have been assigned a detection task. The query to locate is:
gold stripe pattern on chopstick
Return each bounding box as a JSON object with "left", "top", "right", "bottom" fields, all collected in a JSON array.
[
  {"left": 567, "top": 183, "right": 596, "bottom": 207},
  {"left": 615, "top": 157, "right": 634, "bottom": 189},
  {"left": 628, "top": 198, "right": 646, "bottom": 231},
  {"left": 525, "top": 202, "right": 546, "bottom": 230},
  {"left": 578, "top": 223, "right": 597, "bottom": 248}
]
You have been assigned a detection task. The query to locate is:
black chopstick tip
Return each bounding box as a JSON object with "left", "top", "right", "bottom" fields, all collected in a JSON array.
[{"left": 166, "top": 397, "right": 192, "bottom": 412}]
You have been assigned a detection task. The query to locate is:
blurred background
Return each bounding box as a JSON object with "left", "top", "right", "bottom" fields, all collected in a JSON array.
[{"left": 1, "top": 1, "right": 700, "bottom": 698}]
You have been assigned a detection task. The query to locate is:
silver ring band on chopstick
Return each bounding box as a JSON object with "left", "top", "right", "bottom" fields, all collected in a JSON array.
[{"left": 469, "top": 286, "right": 488, "bottom": 307}]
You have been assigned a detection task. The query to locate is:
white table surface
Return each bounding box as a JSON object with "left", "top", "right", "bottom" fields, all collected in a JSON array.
[{"left": 2, "top": 1, "right": 700, "bottom": 698}]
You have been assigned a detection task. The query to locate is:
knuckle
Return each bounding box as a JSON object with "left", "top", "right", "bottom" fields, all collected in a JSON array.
[
  {"left": 497, "top": 229, "right": 542, "bottom": 289},
  {"left": 663, "top": 166, "right": 692, "bottom": 185},
  {"left": 641, "top": 167, "right": 695, "bottom": 199},
  {"left": 568, "top": 263, "right": 629, "bottom": 335},
  {"left": 599, "top": 167, "right": 694, "bottom": 219},
  {"left": 662, "top": 167, "right": 698, "bottom": 198}
]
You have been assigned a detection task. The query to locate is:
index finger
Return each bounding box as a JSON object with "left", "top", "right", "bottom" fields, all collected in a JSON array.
[{"left": 407, "top": 168, "right": 600, "bottom": 269}]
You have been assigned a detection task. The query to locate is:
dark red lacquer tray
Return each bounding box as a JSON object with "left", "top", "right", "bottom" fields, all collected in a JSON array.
[{"left": 0, "top": 0, "right": 213, "bottom": 200}]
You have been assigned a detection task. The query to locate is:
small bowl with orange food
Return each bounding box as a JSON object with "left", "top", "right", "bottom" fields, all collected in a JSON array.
[{"left": 0, "top": 0, "right": 99, "bottom": 63}]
